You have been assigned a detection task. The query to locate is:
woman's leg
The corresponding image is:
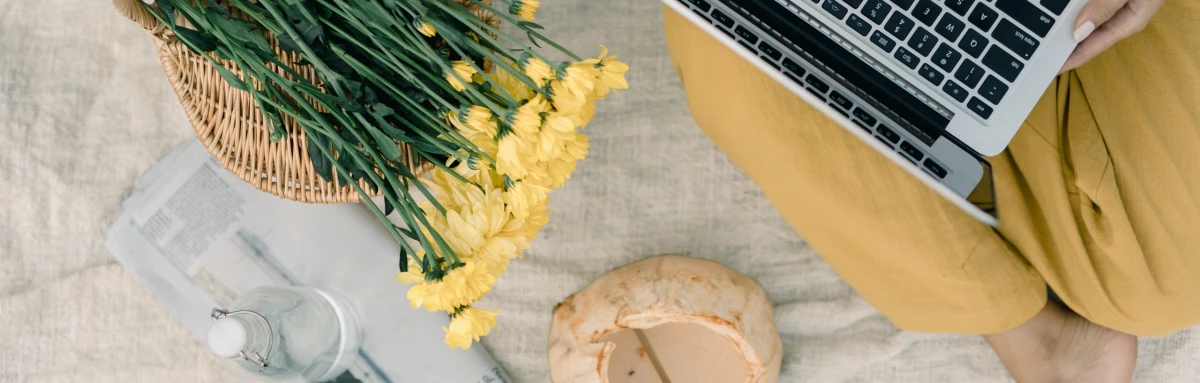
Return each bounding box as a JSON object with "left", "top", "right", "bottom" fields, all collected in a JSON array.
[
  {"left": 992, "top": 0, "right": 1200, "bottom": 338},
  {"left": 663, "top": 9, "right": 1047, "bottom": 335}
]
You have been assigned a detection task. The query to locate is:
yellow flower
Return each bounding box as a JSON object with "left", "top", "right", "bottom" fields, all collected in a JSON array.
[
  {"left": 583, "top": 46, "right": 630, "bottom": 98},
  {"left": 502, "top": 199, "right": 550, "bottom": 243},
  {"left": 507, "top": 97, "right": 546, "bottom": 140},
  {"left": 444, "top": 306, "right": 498, "bottom": 349},
  {"left": 562, "top": 64, "right": 598, "bottom": 99},
  {"left": 534, "top": 113, "right": 578, "bottom": 162},
  {"left": 521, "top": 55, "right": 555, "bottom": 85},
  {"left": 417, "top": 20, "right": 437, "bottom": 37},
  {"left": 503, "top": 179, "right": 549, "bottom": 219},
  {"left": 449, "top": 105, "right": 498, "bottom": 138},
  {"left": 496, "top": 133, "right": 533, "bottom": 179},
  {"left": 444, "top": 262, "right": 495, "bottom": 307},
  {"left": 446, "top": 61, "right": 478, "bottom": 92},
  {"left": 548, "top": 79, "right": 587, "bottom": 114},
  {"left": 509, "top": 0, "right": 540, "bottom": 21},
  {"left": 492, "top": 65, "right": 536, "bottom": 101}
]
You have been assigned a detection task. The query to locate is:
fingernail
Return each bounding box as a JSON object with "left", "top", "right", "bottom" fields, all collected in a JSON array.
[{"left": 1073, "top": 21, "right": 1095, "bottom": 42}]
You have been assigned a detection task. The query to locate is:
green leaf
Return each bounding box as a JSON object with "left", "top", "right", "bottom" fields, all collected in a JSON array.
[
  {"left": 384, "top": 199, "right": 395, "bottom": 216},
  {"left": 398, "top": 246, "right": 408, "bottom": 272},
  {"left": 277, "top": 34, "right": 303, "bottom": 53},
  {"left": 213, "top": 65, "right": 248, "bottom": 90},
  {"left": 175, "top": 28, "right": 218, "bottom": 52},
  {"left": 371, "top": 103, "right": 394, "bottom": 117},
  {"left": 367, "top": 124, "right": 405, "bottom": 162},
  {"left": 307, "top": 133, "right": 334, "bottom": 182},
  {"left": 156, "top": 0, "right": 177, "bottom": 27}
]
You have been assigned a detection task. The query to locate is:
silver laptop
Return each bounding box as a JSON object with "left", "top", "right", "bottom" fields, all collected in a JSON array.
[{"left": 664, "top": 0, "right": 1085, "bottom": 226}]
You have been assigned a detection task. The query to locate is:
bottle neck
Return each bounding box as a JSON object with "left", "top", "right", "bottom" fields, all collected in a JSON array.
[{"left": 229, "top": 311, "right": 276, "bottom": 369}]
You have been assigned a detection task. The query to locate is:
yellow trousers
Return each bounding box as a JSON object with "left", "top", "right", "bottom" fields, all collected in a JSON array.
[{"left": 664, "top": 3, "right": 1200, "bottom": 337}]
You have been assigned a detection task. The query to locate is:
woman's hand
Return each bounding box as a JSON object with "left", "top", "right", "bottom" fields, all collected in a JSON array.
[{"left": 1060, "top": 0, "right": 1165, "bottom": 73}]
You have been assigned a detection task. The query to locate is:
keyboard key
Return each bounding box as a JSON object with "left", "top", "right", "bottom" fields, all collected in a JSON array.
[
  {"left": 845, "top": 0, "right": 865, "bottom": 8},
  {"left": 968, "top": 4, "right": 999, "bottom": 31},
  {"left": 899, "top": 141, "right": 925, "bottom": 161},
  {"left": 935, "top": 14, "right": 966, "bottom": 41},
  {"left": 884, "top": 12, "right": 916, "bottom": 40},
  {"left": 785, "top": 71, "right": 805, "bottom": 85},
  {"left": 686, "top": 0, "right": 712, "bottom": 11},
  {"left": 763, "top": 60, "right": 781, "bottom": 71},
  {"left": 829, "top": 91, "right": 855, "bottom": 110},
  {"left": 822, "top": 0, "right": 850, "bottom": 20},
  {"left": 877, "top": 125, "right": 902, "bottom": 143},
  {"left": 782, "top": 58, "right": 807, "bottom": 77},
  {"left": 738, "top": 40, "right": 756, "bottom": 51},
  {"left": 979, "top": 75, "right": 1009, "bottom": 104},
  {"left": 982, "top": 46, "right": 1023, "bottom": 81},
  {"left": 912, "top": 0, "right": 943, "bottom": 26},
  {"left": 734, "top": 26, "right": 759, "bottom": 44},
  {"left": 853, "top": 119, "right": 871, "bottom": 131},
  {"left": 875, "top": 135, "right": 894, "bottom": 146},
  {"left": 692, "top": 10, "right": 713, "bottom": 24},
  {"left": 758, "top": 42, "right": 783, "bottom": 60},
  {"left": 967, "top": 97, "right": 994, "bottom": 119},
  {"left": 958, "top": 29, "right": 989, "bottom": 58},
  {"left": 833, "top": 106, "right": 851, "bottom": 118},
  {"left": 1041, "top": 0, "right": 1069, "bottom": 15},
  {"left": 945, "top": 0, "right": 975, "bottom": 15},
  {"left": 923, "top": 159, "right": 948, "bottom": 178},
  {"left": 846, "top": 14, "right": 872, "bottom": 36},
  {"left": 996, "top": 0, "right": 1054, "bottom": 37},
  {"left": 885, "top": 0, "right": 916, "bottom": 10},
  {"left": 863, "top": 0, "right": 893, "bottom": 24},
  {"left": 894, "top": 46, "right": 920, "bottom": 69},
  {"left": 954, "top": 59, "right": 985, "bottom": 87},
  {"left": 718, "top": 27, "right": 736, "bottom": 40},
  {"left": 711, "top": 9, "right": 735, "bottom": 28},
  {"left": 852, "top": 107, "right": 879, "bottom": 126},
  {"left": 805, "top": 75, "right": 831, "bottom": 93},
  {"left": 806, "top": 88, "right": 828, "bottom": 102},
  {"left": 993, "top": 19, "right": 1040, "bottom": 59},
  {"left": 870, "top": 30, "right": 897, "bottom": 52},
  {"left": 943, "top": 80, "right": 969, "bottom": 102},
  {"left": 918, "top": 63, "right": 946, "bottom": 86},
  {"left": 932, "top": 43, "right": 962, "bottom": 72},
  {"left": 908, "top": 27, "right": 939, "bottom": 56}
]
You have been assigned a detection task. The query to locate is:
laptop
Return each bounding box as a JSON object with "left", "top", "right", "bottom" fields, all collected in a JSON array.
[{"left": 663, "top": 0, "right": 1085, "bottom": 226}]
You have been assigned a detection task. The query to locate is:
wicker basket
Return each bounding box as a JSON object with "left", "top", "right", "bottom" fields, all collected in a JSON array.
[{"left": 113, "top": 0, "right": 500, "bottom": 203}]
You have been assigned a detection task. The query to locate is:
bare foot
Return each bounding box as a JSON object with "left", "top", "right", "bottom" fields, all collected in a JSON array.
[{"left": 983, "top": 300, "right": 1136, "bottom": 383}]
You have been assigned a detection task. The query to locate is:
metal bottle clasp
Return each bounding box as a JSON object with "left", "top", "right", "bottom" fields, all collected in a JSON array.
[{"left": 211, "top": 308, "right": 274, "bottom": 371}]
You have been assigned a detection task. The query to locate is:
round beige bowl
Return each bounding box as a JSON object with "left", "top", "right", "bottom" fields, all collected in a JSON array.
[{"left": 549, "top": 255, "right": 782, "bottom": 383}]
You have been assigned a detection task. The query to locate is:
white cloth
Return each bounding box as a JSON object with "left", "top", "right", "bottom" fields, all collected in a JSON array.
[{"left": 2, "top": 0, "right": 1199, "bottom": 381}]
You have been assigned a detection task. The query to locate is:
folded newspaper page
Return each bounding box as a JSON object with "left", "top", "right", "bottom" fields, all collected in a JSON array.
[{"left": 105, "top": 140, "right": 510, "bottom": 383}]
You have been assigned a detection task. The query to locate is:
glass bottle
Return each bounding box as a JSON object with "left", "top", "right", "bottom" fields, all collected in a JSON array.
[{"left": 207, "top": 285, "right": 362, "bottom": 382}]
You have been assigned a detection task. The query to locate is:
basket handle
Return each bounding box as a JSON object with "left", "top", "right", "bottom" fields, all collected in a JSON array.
[{"left": 113, "top": 0, "right": 164, "bottom": 34}]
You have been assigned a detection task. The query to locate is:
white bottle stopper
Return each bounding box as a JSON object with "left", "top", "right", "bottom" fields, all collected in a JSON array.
[{"left": 208, "top": 316, "right": 248, "bottom": 358}]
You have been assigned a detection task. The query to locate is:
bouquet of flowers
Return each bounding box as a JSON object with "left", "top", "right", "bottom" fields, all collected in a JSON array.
[{"left": 139, "top": 0, "right": 627, "bottom": 349}]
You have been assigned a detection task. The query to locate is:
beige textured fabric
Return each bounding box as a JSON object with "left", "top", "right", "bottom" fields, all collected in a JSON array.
[{"left": 3, "top": 0, "right": 1200, "bottom": 382}]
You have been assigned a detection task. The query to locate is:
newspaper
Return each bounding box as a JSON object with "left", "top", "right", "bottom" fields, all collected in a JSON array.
[{"left": 105, "top": 140, "right": 510, "bottom": 383}]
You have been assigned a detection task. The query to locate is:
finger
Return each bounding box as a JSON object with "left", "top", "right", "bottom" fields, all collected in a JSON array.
[
  {"left": 1073, "top": 0, "right": 1131, "bottom": 36},
  {"left": 1059, "top": 3, "right": 1156, "bottom": 72},
  {"left": 1063, "top": 0, "right": 1164, "bottom": 72}
]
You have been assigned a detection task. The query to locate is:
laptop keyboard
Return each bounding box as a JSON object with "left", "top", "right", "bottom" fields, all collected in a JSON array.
[
  {"left": 805, "top": 0, "right": 1063, "bottom": 121},
  {"left": 679, "top": 0, "right": 953, "bottom": 180}
]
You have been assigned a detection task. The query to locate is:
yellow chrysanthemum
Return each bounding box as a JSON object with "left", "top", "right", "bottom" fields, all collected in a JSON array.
[
  {"left": 446, "top": 61, "right": 478, "bottom": 92},
  {"left": 492, "top": 65, "right": 536, "bottom": 101},
  {"left": 449, "top": 105, "right": 498, "bottom": 138},
  {"left": 562, "top": 64, "right": 598, "bottom": 97},
  {"left": 581, "top": 46, "right": 631, "bottom": 98},
  {"left": 503, "top": 179, "right": 549, "bottom": 219},
  {"left": 417, "top": 20, "right": 438, "bottom": 37},
  {"left": 507, "top": 97, "right": 546, "bottom": 140},
  {"left": 521, "top": 55, "right": 555, "bottom": 85},
  {"left": 496, "top": 133, "right": 534, "bottom": 179},
  {"left": 548, "top": 79, "right": 587, "bottom": 114},
  {"left": 509, "top": 0, "right": 540, "bottom": 21},
  {"left": 444, "top": 306, "right": 498, "bottom": 350}
]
